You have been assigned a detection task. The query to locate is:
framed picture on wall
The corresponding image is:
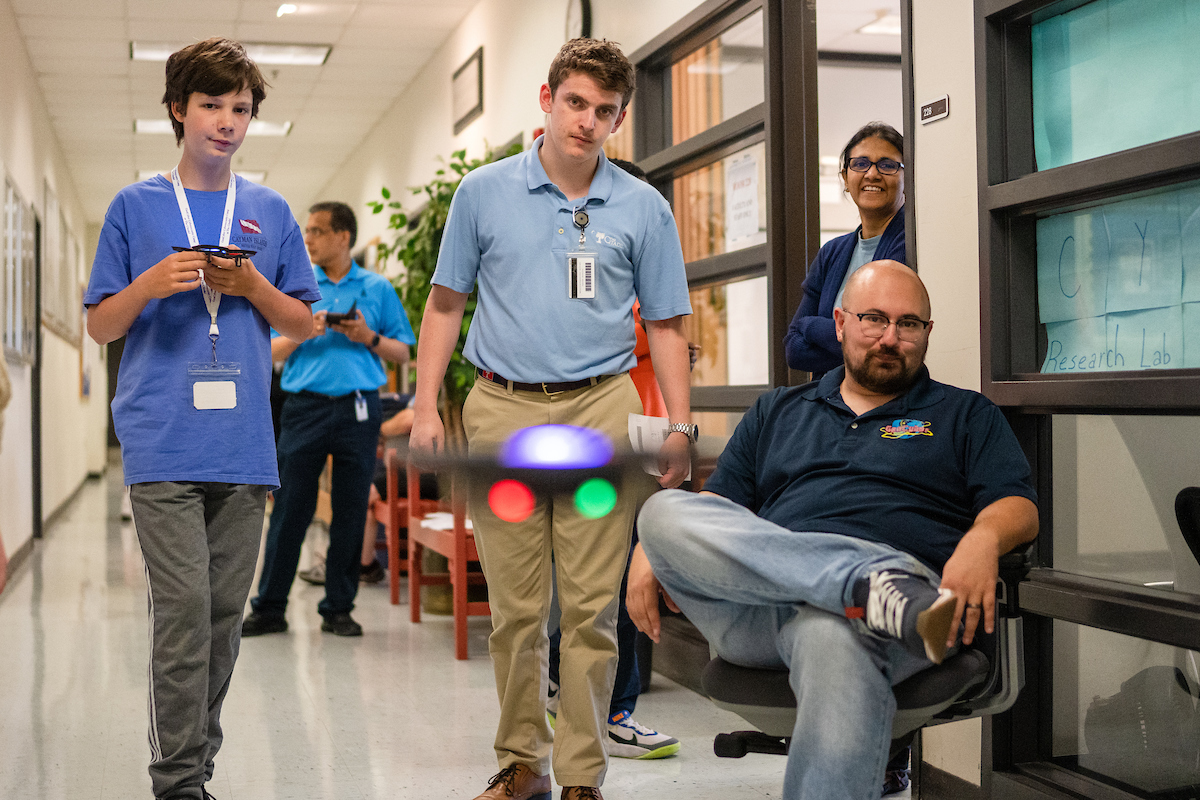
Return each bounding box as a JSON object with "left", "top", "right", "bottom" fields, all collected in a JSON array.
[{"left": 452, "top": 47, "right": 484, "bottom": 135}]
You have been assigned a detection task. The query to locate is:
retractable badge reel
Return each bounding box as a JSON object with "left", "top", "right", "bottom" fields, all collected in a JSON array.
[{"left": 567, "top": 207, "right": 597, "bottom": 300}]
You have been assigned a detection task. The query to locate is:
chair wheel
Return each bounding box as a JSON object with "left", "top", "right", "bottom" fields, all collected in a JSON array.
[{"left": 714, "top": 733, "right": 748, "bottom": 758}]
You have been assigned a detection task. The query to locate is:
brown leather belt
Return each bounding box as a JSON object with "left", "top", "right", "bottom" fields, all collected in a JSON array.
[{"left": 476, "top": 369, "right": 614, "bottom": 395}]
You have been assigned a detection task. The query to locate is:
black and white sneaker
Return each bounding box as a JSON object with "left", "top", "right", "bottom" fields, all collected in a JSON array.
[
  {"left": 605, "top": 711, "right": 680, "bottom": 759},
  {"left": 849, "top": 570, "right": 956, "bottom": 664}
]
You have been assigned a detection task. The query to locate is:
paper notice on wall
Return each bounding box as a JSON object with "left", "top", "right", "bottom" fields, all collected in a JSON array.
[
  {"left": 725, "top": 152, "right": 760, "bottom": 249},
  {"left": 629, "top": 413, "right": 691, "bottom": 481}
]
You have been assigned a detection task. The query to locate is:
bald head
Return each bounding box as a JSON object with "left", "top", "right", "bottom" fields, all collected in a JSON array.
[{"left": 841, "top": 260, "right": 930, "bottom": 320}]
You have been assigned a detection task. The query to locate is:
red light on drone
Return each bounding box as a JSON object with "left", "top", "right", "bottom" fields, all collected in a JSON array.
[{"left": 488, "top": 479, "right": 536, "bottom": 523}]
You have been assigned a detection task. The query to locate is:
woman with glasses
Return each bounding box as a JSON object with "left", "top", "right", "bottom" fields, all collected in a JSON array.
[{"left": 784, "top": 121, "right": 907, "bottom": 376}]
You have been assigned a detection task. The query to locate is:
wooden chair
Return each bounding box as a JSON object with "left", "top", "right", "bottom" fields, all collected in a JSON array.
[
  {"left": 375, "top": 448, "right": 441, "bottom": 605},
  {"left": 406, "top": 458, "right": 489, "bottom": 659}
]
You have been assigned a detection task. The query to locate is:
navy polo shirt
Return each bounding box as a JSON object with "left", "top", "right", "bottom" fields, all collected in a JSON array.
[{"left": 703, "top": 365, "right": 1036, "bottom": 572}]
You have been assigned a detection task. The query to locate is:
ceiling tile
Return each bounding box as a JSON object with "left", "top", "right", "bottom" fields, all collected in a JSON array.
[
  {"left": 16, "top": 15, "right": 127, "bottom": 40},
  {"left": 238, "top": 1, "right": 357, "bottom": 25},
  {"left": 24, "top": 36, "right": 129, "bottom": 63},
  {"left": 349, "top": 3, "right": 470, "bottom": 28},
  {"left": 125, "top": 0, "right": 240, "bottom": 21},
  {"left": 125, "top": 20, "right": 238, "bottom": 41},
  {"left": 12, "top": 0, "right": 126, "bottom": 18},
  {"left": 233, "top": 21, "right": 342, "bottom": 44}
]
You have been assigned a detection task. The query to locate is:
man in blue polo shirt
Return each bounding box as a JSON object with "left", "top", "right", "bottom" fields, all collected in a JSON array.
[
  {"left": 243, "top": 201, "right": 415, "bottom": 638},
  {"left": 629, "top": 261, "right": 1040, "bottom": 800},
  {"left": 411, "top": 39, "right": 692, "bottom": 800}
]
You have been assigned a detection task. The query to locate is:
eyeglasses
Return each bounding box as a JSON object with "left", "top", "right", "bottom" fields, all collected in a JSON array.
[
  {"left": 847, "top": 156, "right": 903, "bottom": 175},
  {"left": 304, "top": 226, "right": 332, "bottom": 237},
  {"left": 847, "top": 311, "right": 930, "bottom": 342}
]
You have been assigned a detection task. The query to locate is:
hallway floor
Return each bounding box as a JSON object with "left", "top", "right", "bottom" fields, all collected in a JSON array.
[{"left": 0, "top": 467, "right": 798, "bottom": 799}]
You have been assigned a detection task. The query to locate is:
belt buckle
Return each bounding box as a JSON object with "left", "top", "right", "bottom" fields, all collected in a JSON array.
[{"left": 541, "top": 382, "right": 565, "bottom": 396}]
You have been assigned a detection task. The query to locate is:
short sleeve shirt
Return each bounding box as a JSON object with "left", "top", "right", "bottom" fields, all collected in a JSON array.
[
  {"left": 85, "top": 175, "right": 321, "bottom": 487},
  {"left": 432, "top": 137, "right": 692, "bottom": 383},
  {"left": 276, "top": 263, "right": 415, "bottom": 396},
  {"left": 703, "top": 366, "right": 1037, "bottom": 572}
]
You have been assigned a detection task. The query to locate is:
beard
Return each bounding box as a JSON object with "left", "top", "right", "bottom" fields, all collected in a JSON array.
[{"left": 846, "top": 346, "right": 920, "bottom": 395}]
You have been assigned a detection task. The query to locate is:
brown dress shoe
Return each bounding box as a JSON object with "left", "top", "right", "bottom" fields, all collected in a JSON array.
[
  {"left": 560, "top": 788, "right": 603, "bottom": 800},
  {"left": 473, "top": 764, "right": 551, "bottom": 800}
]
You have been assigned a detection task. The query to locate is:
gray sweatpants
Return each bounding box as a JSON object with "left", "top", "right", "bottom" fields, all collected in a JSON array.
[{"left": 129, "top": 482, "right": 267, "bottom": 800}]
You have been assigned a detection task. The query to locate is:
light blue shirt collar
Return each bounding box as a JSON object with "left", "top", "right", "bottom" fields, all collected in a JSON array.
[
  {"left": 526, "top": 135, "right": 613, "bottom": 205},
  {"left": 314, "top": 260, "right": 364, "bottom": 286}
]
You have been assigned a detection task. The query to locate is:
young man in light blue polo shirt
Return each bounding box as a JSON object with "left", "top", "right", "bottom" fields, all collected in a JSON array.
[
  {"left": 243, "top": 201, "right": 415, "bottom": 638},
  {"left": 412, "top": 39, "right": 693, "bottom": 800}
]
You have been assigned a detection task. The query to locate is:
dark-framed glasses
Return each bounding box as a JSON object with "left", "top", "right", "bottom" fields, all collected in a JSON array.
[
  {"left": 848, "top": 311, "right": 930, "bottom": 342},
  {"left": 847, "top": 156, "right": 903, "bottom": 175}
]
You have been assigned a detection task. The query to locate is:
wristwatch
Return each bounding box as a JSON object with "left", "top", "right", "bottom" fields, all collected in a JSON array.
[
  {"left": 368, "top": 333, "right": 381, "bottom": 350},
  {"left": 668, "top": 422, "right": 698, "bottom": 443}
]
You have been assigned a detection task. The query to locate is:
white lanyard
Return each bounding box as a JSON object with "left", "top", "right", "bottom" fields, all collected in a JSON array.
[{"left": 171, "top": 168, "right": 236, "bottom": 341}]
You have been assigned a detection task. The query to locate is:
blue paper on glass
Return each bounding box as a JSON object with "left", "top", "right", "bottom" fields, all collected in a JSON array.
[
  {"left": 1106, "top": 306, "right": 1182, "bottom": 372},
  {"left": 1041, "top": 316, "right": 1108, "bottom": 373},
  {"left": 1031, "top": 0, "right": 1200, "bottom": 171},
  {"left": 1184, "top": 303, "right": 1200, "bottom": 368},
  {"left": 1103, "top": 193, "right": 1182, "bottom": 314},
  {"left": 1180, "top": 187, "right": 1200, "bottom": 304},
  {"left": 1037, "top": 210, "right": 1108, "bottom": 323}
]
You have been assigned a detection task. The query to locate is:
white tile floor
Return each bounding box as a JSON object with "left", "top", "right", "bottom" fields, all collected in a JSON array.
[{"left": 0, "top": 465, "right": 800, "bottom": 800}]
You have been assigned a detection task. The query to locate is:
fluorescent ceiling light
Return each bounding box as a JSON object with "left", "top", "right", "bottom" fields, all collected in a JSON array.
[
  {"left": 858, "top": 14, "right": 902, "bottom": 36},
  {"left": 277, "top": 4, "right": 297, "bottom": 16},
  {"left": 131, "top": 41, "right": 330, "bottom": 66},
  {"left": 248, "top": 120, "right": 292, "bottom": 136},
  {"left": 137, "top": 170, "right": 267, "bottom": 183},
  {"left": 686, "top": 62, "right": 741, "bottom": 76},
  {"left": 134, "top": 119, "right": 292, "bottom": 136}
]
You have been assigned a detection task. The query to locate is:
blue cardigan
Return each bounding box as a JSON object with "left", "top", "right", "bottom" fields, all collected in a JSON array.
[{"left": 783, "top": 206, "right": 907, "bottom": 374}]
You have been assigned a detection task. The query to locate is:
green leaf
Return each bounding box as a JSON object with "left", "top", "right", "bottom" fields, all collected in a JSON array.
[{"left": 381, "top": 186, "right": 391, "bottom": 199}]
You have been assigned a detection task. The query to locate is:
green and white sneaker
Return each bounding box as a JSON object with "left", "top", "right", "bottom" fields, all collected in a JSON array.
[
  {"left": 605, "top": 711, "right": 680, "bottom": 759},
  {"left": 547, "top": 680, "right": 559, "bottom": 728}
]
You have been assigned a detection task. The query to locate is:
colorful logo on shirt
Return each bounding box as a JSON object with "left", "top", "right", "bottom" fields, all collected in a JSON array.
[
  {"left": 880, "top": 419, "right": 932, "bottom": 439},
  {"left": 239, "top": 219, "right": 262, "bottom": 234}
]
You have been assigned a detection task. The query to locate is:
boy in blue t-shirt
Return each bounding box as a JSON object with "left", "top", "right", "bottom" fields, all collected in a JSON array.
[{"left": 84, "top": 38, "right": 320, "bottom": 800}]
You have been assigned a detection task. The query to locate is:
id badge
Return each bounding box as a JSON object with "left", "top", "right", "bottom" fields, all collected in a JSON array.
[
  {"left": 567, "top": 252, "right": 597, "bottom": 299},
  {"left": 187, "top": 362, "right": 242, "bottom": 411},
  {"left": 354, "top": 391, "right": 368, "bottom": 422}
]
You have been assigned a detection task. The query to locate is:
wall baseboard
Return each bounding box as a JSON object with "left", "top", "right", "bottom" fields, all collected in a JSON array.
[
  {"left": 919, "top": 763, "right": 985, "bottom": 800},
  {"left": 1, "top": 535, "right": 34, "bottom": 595},
  {"left": 43, "top": 474, "right": 93, "bottom": 530}
]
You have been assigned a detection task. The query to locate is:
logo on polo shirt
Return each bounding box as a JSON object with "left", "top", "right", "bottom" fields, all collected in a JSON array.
[
  {"left": 239, "top": 219, "right": 262, "bottom": 234},
  {"left": 592, "top": 230, "right": 620, "bottom": 248},
  {"left": 880, "top": 419, "right": 932, "bottom": 439}
]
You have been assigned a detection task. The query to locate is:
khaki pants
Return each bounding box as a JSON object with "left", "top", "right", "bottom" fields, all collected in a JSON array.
[{"left": 462, "top": 374, "right": 642, "bottom": 788}]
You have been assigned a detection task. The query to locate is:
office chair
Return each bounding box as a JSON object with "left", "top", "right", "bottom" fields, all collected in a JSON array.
[
  {"left": 702, "top": 549, "right": 1031, "bottom": 762},
  {"left": 1173, "top": 487, "right": 1200, "bottom": 569}
]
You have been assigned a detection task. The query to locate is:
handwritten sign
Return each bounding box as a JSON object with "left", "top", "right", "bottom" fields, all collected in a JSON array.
[{"left": 1038, "top": 182, "right": 1200, "bottom": 373}]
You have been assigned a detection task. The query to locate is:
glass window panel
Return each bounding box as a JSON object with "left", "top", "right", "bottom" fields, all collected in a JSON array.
[
  {"left": 603, "top": 102, "right": 633, "bottom": 163},
  {"left": 1035, "top": 178, "right": 1200, "bottom": 374},
  {"left": 686, "top": 275, "right": 768, "bottom": 387},
  {"left": 1032, "top": 0, "right": 1200, "bottom": 170},
  {"left": 1051, "top": 414, "right": 1200, "bottom": 593},
  {"left": 673, "top": 140, "right": 767, "bottom": 263},
  {"left": 671, "top": 10, "right": 764, "bottom": 145},
  {"left": 1049, "top": 620, "right": 1200, "bottom": 795}
]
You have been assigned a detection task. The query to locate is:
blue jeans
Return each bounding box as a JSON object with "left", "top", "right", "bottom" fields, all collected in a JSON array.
[{"left": 637, "top": 491, "right": 939, "bottom": 800}]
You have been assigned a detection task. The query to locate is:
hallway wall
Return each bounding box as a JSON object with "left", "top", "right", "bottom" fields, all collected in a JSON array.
[{"left": 1, "top": 0, "right": 109, "bottom": 562}]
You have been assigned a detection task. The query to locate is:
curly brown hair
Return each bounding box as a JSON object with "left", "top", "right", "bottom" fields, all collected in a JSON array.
[
  {"left": 548, "top": 38, "right": 636, "bottom": 110},
  {"left": 162, "top": 38, "right": 269, "bottom": 145}
]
